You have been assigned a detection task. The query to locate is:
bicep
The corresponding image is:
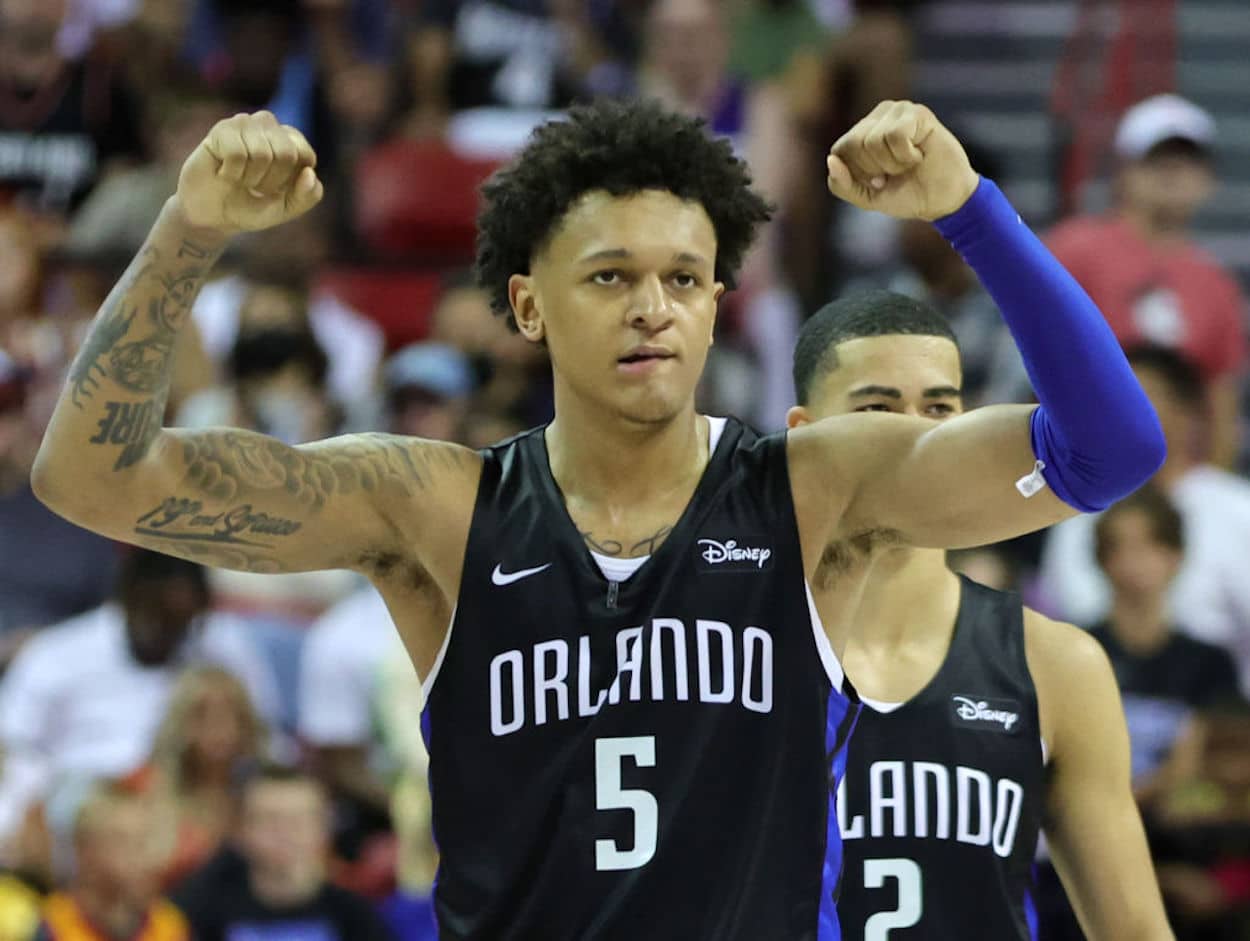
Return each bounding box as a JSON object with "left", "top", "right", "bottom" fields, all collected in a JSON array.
[
  {"left": 54, "top": 428, "right": 477, "bottom": 577},
  {"left": 795, "top": 407, "right": 1075, "bottom": 553}
]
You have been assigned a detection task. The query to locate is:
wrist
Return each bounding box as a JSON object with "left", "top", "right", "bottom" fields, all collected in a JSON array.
[
  {"left": 933, "top": 177, "right": 1013, "bottom": 239},
  {"left": 161, "top": 196, "right": 236, "bottom": 248}
]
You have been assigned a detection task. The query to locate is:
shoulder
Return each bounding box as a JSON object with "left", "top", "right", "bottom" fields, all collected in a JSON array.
[
  {"left": 1024, "top": 609, "right": 1112, "bottom": 681},
  {"left": 8, "top": 606, "right": 115, "bottom": 673},
  {"left": 1024, "top": 610, "right": 1120, "bottom": 754}
]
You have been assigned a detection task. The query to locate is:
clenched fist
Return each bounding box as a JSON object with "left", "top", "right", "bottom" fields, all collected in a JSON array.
[
  {"left": 176, "top": 111, "right": 324, "bottom": 237},
  {"left": 826, "top": 101, "right": 980, "bottom": 221}
]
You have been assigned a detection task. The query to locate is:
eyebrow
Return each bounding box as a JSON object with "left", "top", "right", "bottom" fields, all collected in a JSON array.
[
  {"left": 577, "top": 249, "right": 710, "bottom": 267},
  {"left": 847, "top": 384, "right": 962, "bottom": 399}
]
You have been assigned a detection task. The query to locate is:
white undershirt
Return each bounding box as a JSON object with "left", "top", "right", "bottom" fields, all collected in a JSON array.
[
  {"left": 858, "top": 694, "right": 905, "bottom": 714},
  {"left": 589, "top": 417, "right": 728, "bottom": 582}
]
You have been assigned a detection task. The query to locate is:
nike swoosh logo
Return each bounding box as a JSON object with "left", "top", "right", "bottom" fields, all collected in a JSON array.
[{"left": 491, "top": 563, "right": 552, "bottom": 586}]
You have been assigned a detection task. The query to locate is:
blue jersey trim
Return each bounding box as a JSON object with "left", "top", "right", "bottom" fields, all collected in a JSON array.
[{"left": 819, "top": 690, "right": 860, "bottom": 940}]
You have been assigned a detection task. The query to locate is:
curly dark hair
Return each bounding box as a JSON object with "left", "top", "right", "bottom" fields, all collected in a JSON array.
[{"left": 474, "top": 99, "right": 773, "bottom": 323}]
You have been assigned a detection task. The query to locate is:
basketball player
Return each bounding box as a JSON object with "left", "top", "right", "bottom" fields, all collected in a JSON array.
[
  {"left": 32, "top": 98, "right": 1164, "bottom": 939},
  {"left": 789, "top": 291, "right": 1173, "bottom": 940}
]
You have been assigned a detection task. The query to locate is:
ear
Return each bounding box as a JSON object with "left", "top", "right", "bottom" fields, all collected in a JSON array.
[
  {"left": 508, "top": 274, "right": 545, "bottom": 343},
  {"left": 786, "top": 405, "right": 812, "bottom": 429},
  {"left": 709, "top": 281, "right": 725, "bottom": 345}
]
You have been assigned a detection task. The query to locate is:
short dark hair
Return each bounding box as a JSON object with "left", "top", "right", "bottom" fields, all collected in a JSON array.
[
  {"left": 792, "top": 290, "right": 959, "bottom": 405},
  {"left": 1094, "top": 485, "right": 1184, "bottom": 566},
  {"left": 1124, "top": 344, "right": 1205, "bottom": 408},
  {"left": 474, "top": 99, "right": 773, "bottom": 323}
]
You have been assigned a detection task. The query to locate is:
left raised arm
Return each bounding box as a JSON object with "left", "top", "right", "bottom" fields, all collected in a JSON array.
[{"left": 791, "top": 102, "right": 1164, "bottom": 558}]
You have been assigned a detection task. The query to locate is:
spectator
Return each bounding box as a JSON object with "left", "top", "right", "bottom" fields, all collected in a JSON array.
[
  {"left": 373, "top": 647, "right": 436, "bottom": 941},
  {"left": 298, "top": 586, "right": 397, "bottom": 866},
  {"left": 0, "top": 0, "right": 145, "bottom": 242},
  {"left": 66, "top": 88, "right": 232, "bottom": 259},
  {"left": 1152, "top": 703, "right": 1250, "bottom": 935},
  {"left": 171, "top": 766, "right": 394, "bottom": 941},
  {"left": 191, "top": 212, "right": 385, "bottom": 416},
  {"left": 401, "top": 0, "right": 628, "bottom": 147},
  {"left": 135, "top": 667, "right": 268, "bottom": 888},
  {"left": 427, "top": 277, "right": 551, "bottom": 429},
  {"left": 384, "top": 342, "right": 476, "bottom": 442},
  {"left": 1040, "top": 346, "right": 1250, "bottom": 693},
  {"left": 1089, "top": 487, "right": 1240, "bottom": 804},
  {"left": 1048, "top": 94, "right": 1248, "bottom": 468},
  {"left": 0, "top": 551, "right": 278, "bottom": 850},
  {"left": 0, "top": 346, "right": 117, "bottom": 643},
  {"left": 36, "top": 784, "right": 188, "bottom": 941}
]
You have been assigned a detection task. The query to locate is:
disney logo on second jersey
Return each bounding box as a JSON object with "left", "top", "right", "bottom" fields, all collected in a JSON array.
[
  {"left": 951, "top": 696, "right": 1020, "bottom": 733},
  {"left": 696, "top": 538, "right": 773, "bottom": 573}
]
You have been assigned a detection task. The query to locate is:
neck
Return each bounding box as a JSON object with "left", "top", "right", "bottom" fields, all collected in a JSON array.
[
  {"left": 74, "top": 884, "right": 144, "bottom": 940},
  {"left": 546, "top": 395, "right": 705, "bottom": 508},
  {"left": 856, "top": 548, "right": 960, "bottom": 649},
  {"left": 249, "top": 864, "right": 322, "bottom": 909},
  {"left": 1107, "top": 593, "right": 1172, "bottom": 655}
]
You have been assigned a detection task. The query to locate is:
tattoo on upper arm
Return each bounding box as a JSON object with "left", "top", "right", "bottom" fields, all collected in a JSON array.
[
  {"left": 177, "top": 432, "right": 465, "bottom": 509},
  {"left": 580, "top": 524, "right": 674, "bottom": 558},
  {"left": 124, "top": 433, "right": 472, "bottom": 572}
]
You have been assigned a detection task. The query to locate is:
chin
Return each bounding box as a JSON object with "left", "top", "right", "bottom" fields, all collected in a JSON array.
[{"left": 614, "top": 387, "right": 691, "bottom": 426}]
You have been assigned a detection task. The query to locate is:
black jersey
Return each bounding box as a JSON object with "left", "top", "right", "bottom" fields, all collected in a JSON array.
[
  {"left": 836, "top": 577, "right": 1045, "bottom": 940},
  {"left": 420, "top": 418, "right": 859, "bottom": 941}
]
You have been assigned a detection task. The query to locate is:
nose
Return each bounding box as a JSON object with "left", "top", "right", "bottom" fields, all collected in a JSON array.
[{"left": 627, "top": 275, "right": 673, "bottom": 332}]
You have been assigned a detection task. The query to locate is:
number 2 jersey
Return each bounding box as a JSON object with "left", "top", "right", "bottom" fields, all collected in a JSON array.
[
  {"left": 420, "top": 417, "right": 860, "bottom": 940},
  {"left": 837, "top": 577, "right": 1046, "bottom": 940}
]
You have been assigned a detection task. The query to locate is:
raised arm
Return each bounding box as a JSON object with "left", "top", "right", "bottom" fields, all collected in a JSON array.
[
  {"left": 31, "top": 112, "right": 479, "bottom": 580},
  {"left": 790, "top": 102, "right": 1164, "bottom": 559}
]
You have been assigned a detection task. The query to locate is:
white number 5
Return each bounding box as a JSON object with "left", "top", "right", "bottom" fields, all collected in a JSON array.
[
  {"left": 594, "top": 736, "right": 658, "bottom": 871},
  {"left": 864, "top": 857, "right": 923, "bottom": 939}
]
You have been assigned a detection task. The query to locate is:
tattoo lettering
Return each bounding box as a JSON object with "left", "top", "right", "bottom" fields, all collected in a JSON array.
[
  {"left": 135, "top": 496, "right": 303, "bottom": 547},
  {"left": 581, "top": 524, "right": 674, "bottom": 558},
  {"left": 89, "top": 400, "right": 163, "bottom": 470}
]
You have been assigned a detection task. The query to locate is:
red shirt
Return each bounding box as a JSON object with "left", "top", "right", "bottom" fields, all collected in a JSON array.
[{"left": 1047, "top": 215, "right": 1247, "bottom": 381}]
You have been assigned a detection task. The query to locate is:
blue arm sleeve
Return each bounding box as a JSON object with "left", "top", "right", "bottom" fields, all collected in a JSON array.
[{"left": 934, "top": 179, "right": 1166, "bottom": 512}]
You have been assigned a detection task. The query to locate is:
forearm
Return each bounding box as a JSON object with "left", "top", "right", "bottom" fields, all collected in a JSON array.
[
  {"left": 33, "top": 198, "right": 226, "bottom": 504},
  {"left": 935, "top": 180, "right": 1165, "bottom": 510}
]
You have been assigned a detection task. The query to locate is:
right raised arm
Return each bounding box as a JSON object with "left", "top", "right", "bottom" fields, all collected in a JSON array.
[{"left": 31, "top": 112, "right": 481, "bottom": 580}]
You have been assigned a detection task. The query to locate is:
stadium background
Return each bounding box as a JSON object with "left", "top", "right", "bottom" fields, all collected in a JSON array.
[{"left": 0, "top": 0, "right": 1248, "bottom": 937}]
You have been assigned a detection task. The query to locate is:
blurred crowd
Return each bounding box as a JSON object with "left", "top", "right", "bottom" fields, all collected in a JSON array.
[{"left": 0, "top": 0, "right": 1246, "bottom": 938}]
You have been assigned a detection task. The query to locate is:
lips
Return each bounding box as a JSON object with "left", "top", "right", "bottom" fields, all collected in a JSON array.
[{"left": 618, "top": 346, "right": 675, "bottom": 365}]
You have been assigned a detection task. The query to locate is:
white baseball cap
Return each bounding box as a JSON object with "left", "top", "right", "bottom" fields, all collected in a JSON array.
[{"left": 1114, "top": 94, "right": 1216, "bottom": 160}]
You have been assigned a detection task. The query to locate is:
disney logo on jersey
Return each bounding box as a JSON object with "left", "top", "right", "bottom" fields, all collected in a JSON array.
[
  {"left": 696, "top": 538, "right": 773, "bottom": 573},
  {"left": 951, "top": 696, "right": 1021, "bottom": 733}
]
